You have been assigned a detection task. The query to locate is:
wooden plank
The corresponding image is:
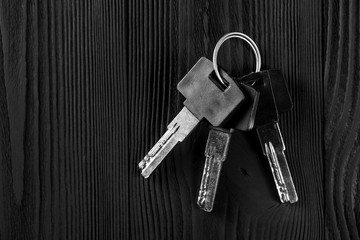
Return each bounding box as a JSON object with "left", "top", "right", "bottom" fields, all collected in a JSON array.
[
  {"left": 324, "top": 0, "right": 360, "bottom": 239},
  {"left": 0, "top": 0, "right": 329, "bottom": 239}
]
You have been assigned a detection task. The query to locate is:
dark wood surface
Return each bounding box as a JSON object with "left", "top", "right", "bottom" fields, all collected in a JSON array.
[
  {"left": 0, "top": 0, "right": 356, "bottom": 239},
  {"left": 324, "top": 0, "right": 360, "bottom": 239}
]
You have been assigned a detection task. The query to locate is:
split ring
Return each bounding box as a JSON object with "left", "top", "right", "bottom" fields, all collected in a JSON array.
[{"left": 212, "top": 32, "right": 262, "bottom": 87}]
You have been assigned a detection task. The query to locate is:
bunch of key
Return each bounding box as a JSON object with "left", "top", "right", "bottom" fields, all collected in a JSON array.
[{"left": 138, "top": 32, "right": 298, "bottom": 212}]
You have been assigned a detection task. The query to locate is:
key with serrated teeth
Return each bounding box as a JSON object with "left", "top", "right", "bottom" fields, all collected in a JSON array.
[
  {"left": 197, "top": 127, "right": 233, "bottom": 212},
  {"left": 241, "top": 69, "right": 298, "bottom": 203},
  {"left": 196, "top": 83, "right": 259, "bottom": 211},
  {"left": 138, "top": 57, "right": 245, "bottom": 178}
]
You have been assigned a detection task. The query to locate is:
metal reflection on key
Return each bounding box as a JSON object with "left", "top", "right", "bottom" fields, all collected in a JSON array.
[
  {"left": 242, "top": 70, "right": 298, "bottom": 204},
  {"left": 196, "top": 84, "right": 259, "bottom": 212},
  {"left": 197, "top": 128, "right": 233, "bottom": 212},
  {"left": 139, "top": 57, "right": 245, "bottom": 178},
  {"left": 258, "top": 123, "right": 298, "bottom": 203},
  {"left": 196, "top": 32, "right": 263, "bottom": 212},
  {"left": 139, "top": 108, "right": 198, "bottom": 178}
]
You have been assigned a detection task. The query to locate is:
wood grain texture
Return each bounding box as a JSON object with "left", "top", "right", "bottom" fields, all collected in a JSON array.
[
  {"left": 0, "top": 0, "right": 351, "bottom": 239},
  {"left": 324, "top": 0, "right": 360, "bottom": 239}
]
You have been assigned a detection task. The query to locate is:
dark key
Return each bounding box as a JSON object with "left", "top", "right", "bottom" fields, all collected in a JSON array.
[
  {"left": 227, "top": 83, "right": 260, "bottom": 131},
  {"left": 237, "top": 69, "right": 293, "bottom": 114},
  {"left": 238, "top": 70, "right": 298, "bottom": 203}
]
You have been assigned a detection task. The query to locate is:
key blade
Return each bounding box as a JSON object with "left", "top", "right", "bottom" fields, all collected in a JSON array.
[
  {"left": 258, "top": 123, "right": 298, "bottom": 203},
  {"left": 265, "top": 142, "right": 298, "bottom": 203},
  {"left": 197, "top": 128, "right": 232, "bottom": 212},
  {"left": 139, "top": 107, "right": 199, "bottom": 178}
]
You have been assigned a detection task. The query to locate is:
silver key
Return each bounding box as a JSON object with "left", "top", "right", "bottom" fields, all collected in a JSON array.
[
  {"left": 139, "top": 58, "right": 245, "bottom": 178},
  {"left": 139, "top": 107, "right": 198, "bottom": 178},
  {"left": 257, "top": 123, "right": 298, "bottom": 203},
  {"left": 197, "top": 128, "right": 233, "bottom": 212},
  {"left": 196, "top": 84, "right": 259, "bottom": 212}
]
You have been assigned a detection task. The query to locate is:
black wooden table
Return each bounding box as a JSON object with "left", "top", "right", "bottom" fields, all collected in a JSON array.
[{"left": 0, "top": 0, "right": 357, "bottom": 239}]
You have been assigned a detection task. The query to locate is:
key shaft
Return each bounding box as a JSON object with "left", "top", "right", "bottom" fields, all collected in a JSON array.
[
  {"left": 257, "top": 123, "right": 298, "bottom": 203},
  {"left": 197, "top": 128, "right": 233, "bottom": 212},
  {"left": 139, "top": 107, "right": 198, "bottom": 178},
  {"left": 237, "top": 70, "right": 298, "bottom": 203}
]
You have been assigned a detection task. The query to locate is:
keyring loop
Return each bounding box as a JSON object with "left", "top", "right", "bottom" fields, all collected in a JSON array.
[{"left": 212, "top": 32, "right": 262, "bottom": 87}]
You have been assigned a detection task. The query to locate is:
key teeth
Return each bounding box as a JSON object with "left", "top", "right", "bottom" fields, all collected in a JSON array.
[
  {"left": 279, "top": 192, "right": 290, "bottom": 203},
  {"left": 280, "top": 195, "right": 298, "bottom": 204},
  {"left": 197, "top": 196, "right": 213, "bottom": 212},
  {"left": 138, "top": 160, "right": 146, "bottom": 170},
  {"left": 265, "top": 142, "right": 290, "bottom": 203},
  {"left": 141, "top": 172, "right": 150, "bottom": 179},
  {"left": 138, "top": 158, "right": 151, "bottom": 178},
  {"left": 196, "top": 129, "right": 231, "bottom": 213},
  {"left": 265, "top": 142, "right": 298, "bottom": 204}
]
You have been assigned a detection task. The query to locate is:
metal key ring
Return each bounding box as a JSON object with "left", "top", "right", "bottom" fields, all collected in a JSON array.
[{"left": 212, "top": 32, "right": 262, "bottom": 87}]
